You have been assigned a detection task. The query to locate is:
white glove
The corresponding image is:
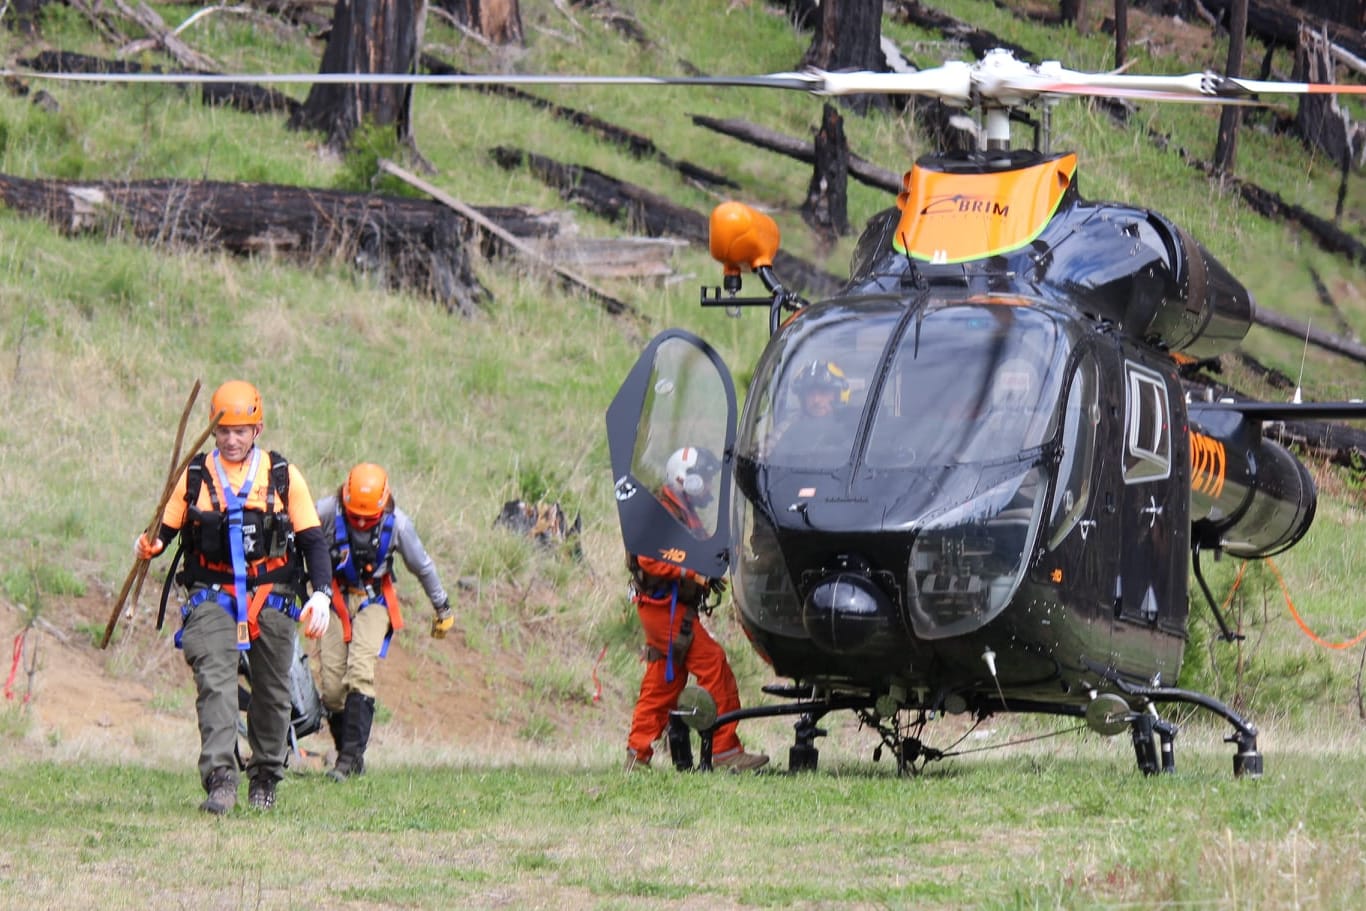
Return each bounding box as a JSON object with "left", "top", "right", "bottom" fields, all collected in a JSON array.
[{"left": 301, "top": 590, "right": 331, "bottom": 639}]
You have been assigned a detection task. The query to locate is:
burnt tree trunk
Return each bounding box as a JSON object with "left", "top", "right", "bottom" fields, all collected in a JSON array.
[
  {"left": 6, "top": 0, "right": 49, "bottom": 35},
  {"left": 1213, "top": 0, "right": 1248, "bottom": 175},
  {"left": 802, "top": 104, "right": 851, "bottom": 238},
  {"left": 1114, "top": 0, "right": 1129, "bottom": 68},
  {"left": 1295, "top": 25, "right": 1366, "bottom": 181},
  {"left": 1060, "top": 0, "right": 1089, "bottom": 30},
  {"left": 0, "top": 173, "right": 502, "bottom": 313},
  {"left": 801, "top": 0, "right": 886, "bottom": 114},
  {"left": 289, "top": 0, "right": 424, "bottom": 148},
  {"left": 1199, "top": 0, "right": 1366, "bottom": 60},
  {"left": 434, "top": 0, "right": 524, "bottom": 44}
]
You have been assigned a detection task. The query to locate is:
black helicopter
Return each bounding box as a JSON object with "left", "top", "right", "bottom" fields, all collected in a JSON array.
[{"left": 605, "top": 50, "right": 1366, "bottom": 778}]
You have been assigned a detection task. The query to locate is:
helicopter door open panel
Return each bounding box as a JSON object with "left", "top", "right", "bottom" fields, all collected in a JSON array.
[
  {"left": 606, "top": 329, "right": 738, "bottom": 582},
  {"left": 1116, "top": 359, "right": 1190, "bottom": 637}
]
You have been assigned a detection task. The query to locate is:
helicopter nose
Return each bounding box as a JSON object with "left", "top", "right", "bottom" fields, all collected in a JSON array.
[{"left": 802, "top": 570, "right": 899, "bottom": 656}]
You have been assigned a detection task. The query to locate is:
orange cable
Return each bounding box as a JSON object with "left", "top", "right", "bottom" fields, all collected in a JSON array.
[{"left": 1266, "top": 558, "right": 1366, "bottom": 651}]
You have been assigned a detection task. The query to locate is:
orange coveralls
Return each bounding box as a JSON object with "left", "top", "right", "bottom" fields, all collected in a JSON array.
[{"left": 625, "top": 490, "right": 746, "bottom": 765}]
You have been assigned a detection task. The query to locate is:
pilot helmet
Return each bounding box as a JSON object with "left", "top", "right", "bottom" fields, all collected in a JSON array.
[{"left": 793, "top": 359, "right": 851, "bottom": 405}]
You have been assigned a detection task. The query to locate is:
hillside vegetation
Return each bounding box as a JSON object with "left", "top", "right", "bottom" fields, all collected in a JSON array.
[{"left": 1, "top": 0, "right": 1365, "bottom": 763}]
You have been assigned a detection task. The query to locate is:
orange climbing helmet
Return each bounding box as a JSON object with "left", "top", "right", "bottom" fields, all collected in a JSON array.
[
  {"left": 343, "top": 462, "right": 392, "bottom": 520},
  {"left": 210, "top": 380, "right": 264, "bottom": 427}
]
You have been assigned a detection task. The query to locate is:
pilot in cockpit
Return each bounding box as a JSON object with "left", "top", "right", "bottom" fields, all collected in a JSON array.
[{"left": 764, "top": 359, "right": 854, "bottom": 459}]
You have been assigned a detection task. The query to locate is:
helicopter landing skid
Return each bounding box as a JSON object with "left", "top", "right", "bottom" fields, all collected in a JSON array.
[
  {"left": 1115, "top": 681, "right": 1263, "bottom": 779},
  {"left": 692, "top": 693, "right": 876, "bottom": 772}
]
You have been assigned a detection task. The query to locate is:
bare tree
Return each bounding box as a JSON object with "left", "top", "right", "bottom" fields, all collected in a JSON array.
[
  {"left": 1114, "top": 0, "right": 1129, "bottom": 69},
  {"left": 801, "top": 0, "right": 885, "bottom": 114},
  {"left": 1060, "top": 0, "right": 1089, "bottom": 31},
  {"left": 433, "top": 0, "right": 523, "bottom": 45},
  {"left": 289, "top": 0, "right": 427, "bottom": 150},
  {"left": 1213, "top": 0, "right": 1249, "bottom": 176}
]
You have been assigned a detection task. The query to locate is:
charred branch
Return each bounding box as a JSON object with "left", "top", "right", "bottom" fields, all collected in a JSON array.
[
  {"left": 690, "top": 114, "right": 903, "bottom": 193},
  {"left": 889, "top": 1, "right": 1038, "bottom": 62},
  {"left": 18, "top": 51, "right": 301, "bottom": 118},
  {"left": 419, "top": 54, "right": 737, "bottom": 190}
]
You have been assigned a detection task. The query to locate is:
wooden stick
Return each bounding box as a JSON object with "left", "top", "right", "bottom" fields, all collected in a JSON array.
[
  {"left": 100, "top": 403, "right": 223, "bottom": 649},
  {"left": 128, "top": 380, "right": 201, "bottom": 613}
]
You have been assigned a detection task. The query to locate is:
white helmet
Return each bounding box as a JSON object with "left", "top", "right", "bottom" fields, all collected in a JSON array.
[{"left": 664, "top": 447, "right": 721, "bottom": 497}]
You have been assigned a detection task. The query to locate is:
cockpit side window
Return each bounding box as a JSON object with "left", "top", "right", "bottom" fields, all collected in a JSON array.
[
  {"left": 1122, "top": 362, "right": 1172, "bottom": 484},
  {"left": 1046, "top": 354, "right": 1100, "bottom": 550}
]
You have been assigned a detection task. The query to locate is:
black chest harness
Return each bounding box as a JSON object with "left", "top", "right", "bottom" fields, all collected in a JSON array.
[{"left": 176, "top": 450, "right": 300, "bottom": 590}]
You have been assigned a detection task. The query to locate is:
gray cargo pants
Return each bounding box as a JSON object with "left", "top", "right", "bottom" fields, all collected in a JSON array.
[{"left": 180, "top": 595, "right": 297, "bottom": 787}]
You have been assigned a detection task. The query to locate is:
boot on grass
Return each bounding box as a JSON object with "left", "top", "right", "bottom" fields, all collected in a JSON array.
[
  {"left": 199, "top": 767, "right": 238, "bottom": 815},
  {"left": 328, "top": 691, "right": 375, "bottom": 782}
]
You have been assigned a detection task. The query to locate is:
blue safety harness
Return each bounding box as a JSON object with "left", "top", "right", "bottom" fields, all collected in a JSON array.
[
  {"left": 332, "top": 509, "right": 398, "bottom": 657},
  {"left": 174, "top": 448, "right": 300, "bottom": 649}
]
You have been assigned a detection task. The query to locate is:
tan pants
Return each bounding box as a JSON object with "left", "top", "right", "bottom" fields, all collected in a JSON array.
[{"left": 319, "top": 599, "right": 392, "bottom": 713}]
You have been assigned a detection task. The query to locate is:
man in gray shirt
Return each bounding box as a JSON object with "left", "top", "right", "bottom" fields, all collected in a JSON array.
[{"left": 314, "top": 462, "right": 454, "bottom": 781}]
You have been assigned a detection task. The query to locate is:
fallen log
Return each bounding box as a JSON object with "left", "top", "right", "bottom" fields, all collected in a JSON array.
[
  {"left": 1199, "top": 0, "right": 1366, "bottom": 62},
  {"left": 109, "top": 0, "right": 222, "bottom": 72},
  {"left": 1228, "top": 174, "right": 1366, "bottom": 267},
  {"left": 378, "top": 158, "right": 643, "bottom": 320},
  {"left": 490, "top": 146, "right": 847, "bottom": 298},
  {"left": 889, "top": 0, "right": 1037, "bottom": 61},
  {"left": 19, "top": 50, "right": 302, "bottom": 118},
  {"left": 0, "top": 173, "right": 509, "bottom": 314},
  {"left": 1251, "top": 304, "right": 1366, "bottom": 364}
]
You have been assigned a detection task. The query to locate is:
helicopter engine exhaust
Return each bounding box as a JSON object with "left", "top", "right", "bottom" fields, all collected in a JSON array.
[{"left": 1188, "top": 407, "right": 1317, "bottom": 558}]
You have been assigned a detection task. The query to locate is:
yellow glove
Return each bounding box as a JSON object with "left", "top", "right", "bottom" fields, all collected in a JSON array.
[{"left": 431, "top": 602, "right": 454, "bottom": 639}]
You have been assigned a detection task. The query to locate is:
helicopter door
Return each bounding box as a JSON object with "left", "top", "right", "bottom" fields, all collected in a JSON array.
[
  {"left": 605, "top": 329, "right": 738, "bottom": 581},
  {"left": 1115, "top": 359, "right": 1187, "bottom": 633}
]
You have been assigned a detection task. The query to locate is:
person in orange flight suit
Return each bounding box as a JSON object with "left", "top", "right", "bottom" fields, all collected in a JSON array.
[
  {"left": 136, "top": 380, "right": 333, "bottom": 814},
  {"left": 624, "top": 446, "right": 768, "bottom": 773}
]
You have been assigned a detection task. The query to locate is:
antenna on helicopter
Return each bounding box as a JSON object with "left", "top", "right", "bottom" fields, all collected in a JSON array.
[{"left": 1293, "top": 320, "right": 1311, "bottom": 404}]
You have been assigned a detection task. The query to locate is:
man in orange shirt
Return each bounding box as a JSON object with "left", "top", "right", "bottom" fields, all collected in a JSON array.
[
  {"left": 136, "top": 380, "right": 334, "bottom": 814},
  {"left": 624, "top": 446, "right": 768, "bottom": 773}
]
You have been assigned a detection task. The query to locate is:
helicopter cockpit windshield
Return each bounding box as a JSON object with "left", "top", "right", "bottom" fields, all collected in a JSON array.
[
  {"left": 738, "top": 295, "right": 1070, "bottom": 472},
  {"left": 730, "top": 294, "right": 1076, "bottom": 646}
]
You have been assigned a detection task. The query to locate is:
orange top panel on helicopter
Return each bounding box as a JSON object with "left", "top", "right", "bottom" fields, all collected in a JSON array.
[{"left": 893, "top": 154, "right": 1077, "bottom": 264}]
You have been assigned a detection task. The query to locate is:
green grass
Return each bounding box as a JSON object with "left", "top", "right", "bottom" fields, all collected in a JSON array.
[{"left": 3, "top": 754, "right": 1366, "bottom": 909}]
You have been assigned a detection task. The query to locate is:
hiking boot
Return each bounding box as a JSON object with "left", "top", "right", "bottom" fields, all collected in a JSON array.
[
  {"left": 326, "top": 753, "right": 363, "bottom": 782},
  {"left": 624, "top": 750, "right": 651, "bottom": 772},
  {"left": 714, "top": 750, "right": 770, "bottom": 772},
  {"left": 199, "top": 767, "right": 238, "bottom": 815},
  {"left": 328, "top": 692, "right": 374, "bottom": 782},
  {"left": 247, "top": 776, "right": 277, "bottom": 810}
]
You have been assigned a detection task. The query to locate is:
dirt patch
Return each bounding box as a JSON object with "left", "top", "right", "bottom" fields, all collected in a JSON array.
[{"left": 0, "top": 584, "right": 583, "bottom": 767}]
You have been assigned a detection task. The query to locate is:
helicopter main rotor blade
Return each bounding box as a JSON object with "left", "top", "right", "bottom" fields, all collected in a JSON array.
[
  {"left": 0, "top": 68, "right": 824, "bottom": 91},
  {"left": 4, "top": 48, "right": 1360, "bottom": 104}
]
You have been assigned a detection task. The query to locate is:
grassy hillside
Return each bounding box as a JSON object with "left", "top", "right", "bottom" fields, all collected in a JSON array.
[
  {"left": 4, "top": 3, "right": 1366, "bottom": 908},
  {"left": 1, "top": 0, "right": 1364, "bottom": 753}
]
